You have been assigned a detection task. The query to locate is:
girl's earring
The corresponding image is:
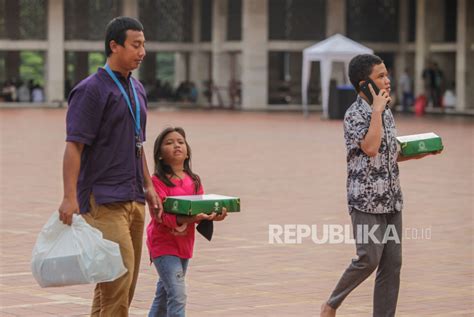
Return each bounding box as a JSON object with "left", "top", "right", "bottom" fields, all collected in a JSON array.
[{"left": 159, "top": 157, "right": 163, "bottom": 160}]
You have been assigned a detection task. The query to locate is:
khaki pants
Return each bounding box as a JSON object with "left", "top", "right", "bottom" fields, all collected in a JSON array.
[{"left": 82, "top": 196, "right": 145, "bottom": 317}]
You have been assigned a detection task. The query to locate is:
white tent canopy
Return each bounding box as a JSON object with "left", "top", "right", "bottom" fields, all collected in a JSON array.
[{"left": 301, "top": 34, "right": 373, "bottom": 117}]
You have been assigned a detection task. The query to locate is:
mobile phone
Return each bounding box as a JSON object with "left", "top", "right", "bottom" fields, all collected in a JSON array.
[{"left": 359, "top": 78, "right": 380, "bottom": 105}]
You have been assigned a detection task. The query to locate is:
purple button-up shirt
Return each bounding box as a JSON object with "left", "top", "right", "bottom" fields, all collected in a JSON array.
[{"left": 66, "top": 67, "right": 147, "bottom": 213}]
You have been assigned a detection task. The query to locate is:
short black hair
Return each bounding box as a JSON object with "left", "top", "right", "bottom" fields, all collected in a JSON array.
[
  {"left": 349, "top": 54, "right": 383, "bottom": 93},
  {"left": 105, "top": 16, "right": 144, "bottom": 57}
]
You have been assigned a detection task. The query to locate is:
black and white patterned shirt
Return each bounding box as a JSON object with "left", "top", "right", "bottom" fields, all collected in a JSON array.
[{"left": 343, "top": 96, "right": 403, "bottom": 214}]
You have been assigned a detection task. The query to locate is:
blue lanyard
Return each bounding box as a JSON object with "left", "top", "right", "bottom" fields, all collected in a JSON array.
[{"left": 104, "top": 64, "right": 141, "bottom": 137}]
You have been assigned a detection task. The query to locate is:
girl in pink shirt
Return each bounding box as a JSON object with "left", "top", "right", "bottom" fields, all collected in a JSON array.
[{"left": 147, "top": 127, "right": 227, "bottom": 317}]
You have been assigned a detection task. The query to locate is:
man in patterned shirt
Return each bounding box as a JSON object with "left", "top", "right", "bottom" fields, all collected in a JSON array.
[{"left": 320, "top": 54, "right": 441, "bottom": 317}]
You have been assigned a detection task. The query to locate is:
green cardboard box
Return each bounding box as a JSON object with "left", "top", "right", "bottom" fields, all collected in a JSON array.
[
  {"left": 396, "top": 132, "right": 444, "bottom": 157},
  {"left": 163, "top": 194, "right": 240, "bottom": 216}
]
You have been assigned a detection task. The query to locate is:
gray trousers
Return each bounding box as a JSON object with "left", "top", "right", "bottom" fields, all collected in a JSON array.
[{"left": 327, "top": 210, "right": 402, "bottom": 317}]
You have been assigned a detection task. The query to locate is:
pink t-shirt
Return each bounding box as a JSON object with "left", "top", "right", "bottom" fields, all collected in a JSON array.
[{"left": 146, "top": 174, "right": 203, "bottom": 260}]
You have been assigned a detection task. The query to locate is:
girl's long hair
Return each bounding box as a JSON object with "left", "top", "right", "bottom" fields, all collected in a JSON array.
[{"left": 153, "top": 127, "right": 201, "bottom": 194}]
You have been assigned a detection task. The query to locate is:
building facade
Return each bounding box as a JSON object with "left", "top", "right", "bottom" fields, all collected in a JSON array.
[{"left": 0, "top": 0, "right": 473, "bottom": 110}]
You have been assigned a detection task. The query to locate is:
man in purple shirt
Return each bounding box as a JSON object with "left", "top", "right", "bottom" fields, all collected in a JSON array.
[{"left": 58, "top": 17, "right": 162, "bottom": 316}]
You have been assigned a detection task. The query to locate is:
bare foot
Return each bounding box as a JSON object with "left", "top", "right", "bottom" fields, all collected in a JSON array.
[{"left": 320, "top": 302, "right": 336, "bottom": 317}]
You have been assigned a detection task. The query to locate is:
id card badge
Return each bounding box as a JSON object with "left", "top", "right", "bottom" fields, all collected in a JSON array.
[{"left": 135, "top": 135, "right": 143, "bottom": 158}]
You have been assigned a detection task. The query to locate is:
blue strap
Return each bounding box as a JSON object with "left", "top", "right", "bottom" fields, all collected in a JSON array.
[{"left": 103, "top": 64, "right": 141, "bottom": 137}]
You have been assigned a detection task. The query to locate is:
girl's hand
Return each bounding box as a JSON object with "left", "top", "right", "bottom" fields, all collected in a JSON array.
[
  {"left": 213, "top": 207, "right": 228, "bottom": 221},
  {"left": 195, "top": 213, "right": 216, "bottom": 222}
]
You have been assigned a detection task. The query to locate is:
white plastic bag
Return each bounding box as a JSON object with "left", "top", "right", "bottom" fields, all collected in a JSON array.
[{"left": 31, "top": 212, "right": 127, "bottom": 287}]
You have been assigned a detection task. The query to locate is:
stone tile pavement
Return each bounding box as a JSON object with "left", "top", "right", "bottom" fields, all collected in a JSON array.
[{"left": 0, "top": 109, "right": 473, "bottom": 316}]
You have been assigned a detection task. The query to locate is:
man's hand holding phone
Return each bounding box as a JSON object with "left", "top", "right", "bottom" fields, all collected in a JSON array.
[{"left": 368, "top": 83, "right": 391, "bottom": 114}]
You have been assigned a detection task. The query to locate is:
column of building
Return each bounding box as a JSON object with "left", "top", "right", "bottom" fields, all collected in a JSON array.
[
  {"left": 189, "top": 0, "right": 211, "bottom": 104},
  {"left": 414, "top": 0, "right": 429, "bottom": 98},
  {"left": 211, "top": 0, "right": 231, "bottom": 107},
  {"left": 326, "top": 0, "right": 345, "bottom": 37},
  {"left": 46, "top": 0, "right": 65, "bottom": 103},
  {"left": 395, "top": 0, "right": 409, "bottom": 93},
  {"left": 123, "top": 0, "right": 141, "bottom": 79},
  {"left": 465, "top": 0, "right": 474, "bottom": 109},
  {"left": 455, "top": 0, "right": 467, "bottom": 110},
  {"left": 241, "top": 0, "right": 268, "bottom": 109},
  {"left": 325, "top": 0, "right": 347, "bottom": 85},
  {"left": 174, "top": 53, "right": 188, "bottom": 89}
]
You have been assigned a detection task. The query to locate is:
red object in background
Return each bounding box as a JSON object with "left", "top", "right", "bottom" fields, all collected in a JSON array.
[{"left": 414, "top": 95, "right": 427, "bottom": 116}]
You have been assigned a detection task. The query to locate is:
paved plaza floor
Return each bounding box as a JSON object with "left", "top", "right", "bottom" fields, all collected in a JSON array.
[{"left": 0, "top": 108, "right": 473, "bottom": 316}]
